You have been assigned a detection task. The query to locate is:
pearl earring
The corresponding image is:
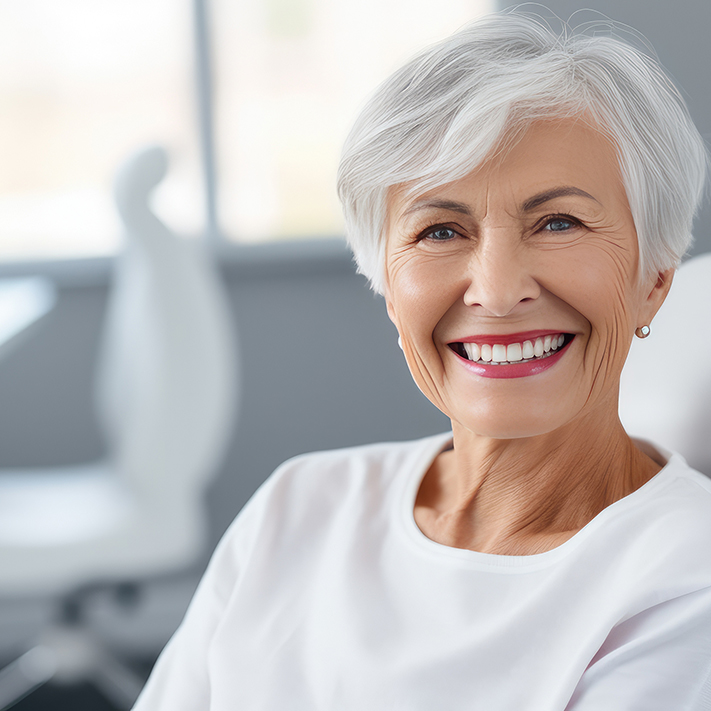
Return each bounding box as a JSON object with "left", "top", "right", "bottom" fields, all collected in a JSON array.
[
  {"left": 635, "top": 325, "right": 651, "bottom": 339},
  {"left": 398, "top": 336, "right": 403, "bottom": 351}
]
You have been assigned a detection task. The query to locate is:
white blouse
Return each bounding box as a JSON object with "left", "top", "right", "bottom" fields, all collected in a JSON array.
[{"left": 133, "top": 433, "right": 711, "bottom": 710}]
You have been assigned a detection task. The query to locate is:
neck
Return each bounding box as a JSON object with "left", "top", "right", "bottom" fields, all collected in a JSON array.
[{"left": 415, "top": 403, "right": 663, "bottom": 555}]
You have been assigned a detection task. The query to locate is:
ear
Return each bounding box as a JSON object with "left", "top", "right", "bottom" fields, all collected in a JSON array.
[
  {"left": 638, "top": 267, "right": 675, "bottom": 326},
  {"left": 385, "top": 294, "right": 397, "bottom": 326},
  {"left": 382, "top": 275, "right": 399, "bottom": 328}
]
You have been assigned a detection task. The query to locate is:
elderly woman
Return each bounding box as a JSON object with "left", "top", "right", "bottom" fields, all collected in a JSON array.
[{"left": 134, "top": 10, "right": 711, "bottom": 710}]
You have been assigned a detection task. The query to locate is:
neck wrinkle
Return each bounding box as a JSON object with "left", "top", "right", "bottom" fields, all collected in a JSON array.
[{"left": 417, "top": 408, "right": 661, "bottom": 555}]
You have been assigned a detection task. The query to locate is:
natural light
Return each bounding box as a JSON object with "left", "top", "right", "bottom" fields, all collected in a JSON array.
[{"left": 0, "top": 0, "right": 493, "bottom": 261}]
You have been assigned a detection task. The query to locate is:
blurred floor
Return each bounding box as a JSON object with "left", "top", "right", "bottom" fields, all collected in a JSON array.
[
  {"left": 7, "top": 659, "right": 152, "bottom": 711},
  {"left": 13, "top": 684, "right": 120, "bottom": 711}
]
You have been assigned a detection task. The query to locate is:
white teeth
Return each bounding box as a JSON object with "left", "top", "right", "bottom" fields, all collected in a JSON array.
[
  {"left": 492, "top": 344, "right": 507, "bottom": 362},
  {"left": 458, "top": 334, "right": 569, "bottom": 364},
  {"left": 506, "top": 343, "right": 523, "bottom": 362},
  {"left": 463, "top": 342, "right": 480, "bottom": 361}
]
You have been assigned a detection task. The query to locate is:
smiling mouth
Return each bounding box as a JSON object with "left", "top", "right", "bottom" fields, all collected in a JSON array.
[{"left": 450, "top": 333, "right": 575, "bottom": 365}]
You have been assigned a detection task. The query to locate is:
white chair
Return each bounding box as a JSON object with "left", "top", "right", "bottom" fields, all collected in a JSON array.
[
  {"left": 0, "top": 278, "right": 56, "bottom": 360},
  {"left": 0, "top": 145, "right": 237, "bottom": 709},
  {"left": 620, "top": 252, "right": 711, "bottom": 476}
]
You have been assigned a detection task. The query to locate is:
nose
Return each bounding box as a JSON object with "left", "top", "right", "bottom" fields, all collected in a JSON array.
[{"left": 462, "top": 233, "right": 540, "bottom": 316}]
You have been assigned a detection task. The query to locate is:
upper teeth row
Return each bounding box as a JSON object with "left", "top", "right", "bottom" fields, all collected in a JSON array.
[{"left": 462, "top": 334, "right": 566, "bottom": 364}]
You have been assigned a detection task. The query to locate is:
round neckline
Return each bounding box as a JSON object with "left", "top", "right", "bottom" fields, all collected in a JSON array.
[{"left": 397, "top": 432, "right": 681, "bottom": 572}]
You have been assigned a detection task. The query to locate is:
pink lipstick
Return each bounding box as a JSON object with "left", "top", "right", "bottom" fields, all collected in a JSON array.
[{"left": 448, "top": 331, "right": 574, "bottom": 379}]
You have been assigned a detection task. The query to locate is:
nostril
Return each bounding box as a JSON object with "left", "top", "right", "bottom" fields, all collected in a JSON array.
[{"left": 462, "top": 273, "right": 541, "bottom": 316}]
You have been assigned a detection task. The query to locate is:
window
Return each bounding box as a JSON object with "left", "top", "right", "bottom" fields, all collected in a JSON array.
[
  {"left": 0, "top": 0, "right": 493, "bottom": 261},
  {"left": 213, "top": 0, "right": 494, "bottom": 243},
  {"left": 0, "top": 0, "right": 200, "bottom": 260}
]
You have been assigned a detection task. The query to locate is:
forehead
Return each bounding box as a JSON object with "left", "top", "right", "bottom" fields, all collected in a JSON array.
[{"left": 388, "top": 118, "right": 627, "bottom": 220}]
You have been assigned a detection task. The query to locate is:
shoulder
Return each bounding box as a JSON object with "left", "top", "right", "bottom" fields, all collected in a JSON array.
[
  {"left": 253, "top": 432, "right": 450, "bottom": 521},
  {"left": 268, "top": 431, "right": 452, "bottom": 487},
  {"left": 651, "top": 455, "right": 711, "bottom": 562},
  {"left": 646, "top": 453, "right": 711, "bottom": 533},
  {"left": 608, "top": 447, "right": 711, "bottom": 540},
  {"left": 599, "top": 452, "right": 711, "bottom": 602},
  {"left": 217, "top": 431, "right": 451, "bottom": 557}
]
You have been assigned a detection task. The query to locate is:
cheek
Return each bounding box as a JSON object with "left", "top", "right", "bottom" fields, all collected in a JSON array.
[
  {"left": 386, "top": 256, "right": 465, "bottom": 410},
  {"left": 387, "top": 254, "right": 462, "bottom": 338},
  {"left": 551, "top": 247, "right": 638, "bottom": 380}
]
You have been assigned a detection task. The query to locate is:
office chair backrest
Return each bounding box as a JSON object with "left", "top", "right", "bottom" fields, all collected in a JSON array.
[
  {"left": 96, "top": 145, "right": 237, "bottom": 514},
  {"left": 619, "top": 252, "right": 711, "bottom": 476}
]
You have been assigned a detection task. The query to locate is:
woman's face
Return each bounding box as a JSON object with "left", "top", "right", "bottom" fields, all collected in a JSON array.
[{"left": 384, "top": 119, "right": 673, "bottom": 439}]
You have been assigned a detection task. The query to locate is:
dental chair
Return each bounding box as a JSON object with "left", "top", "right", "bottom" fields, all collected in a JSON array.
[
  {"left": 620, "top": 251, "right": 711, "bottom": 476},
  {"left": 0, "top": 146, "right": 237, "bottom": 709}
]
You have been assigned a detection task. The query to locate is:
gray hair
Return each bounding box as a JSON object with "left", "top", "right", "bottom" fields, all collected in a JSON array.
[{"left": 337, "top": 10, "right": 708, "bottom": 294}]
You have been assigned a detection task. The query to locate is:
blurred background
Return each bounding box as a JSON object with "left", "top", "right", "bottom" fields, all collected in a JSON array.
[{"left": 0, "top": 0, "right": 708, "bottom": 708}]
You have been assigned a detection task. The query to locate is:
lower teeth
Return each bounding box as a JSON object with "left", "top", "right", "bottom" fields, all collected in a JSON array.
[{"left": 474, "top": 349, "right": 558, "bottom": 365}]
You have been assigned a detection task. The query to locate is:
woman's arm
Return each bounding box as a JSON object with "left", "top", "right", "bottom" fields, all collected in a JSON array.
[{"left": 131, "top": 478, "right": 271, "bottom": 711}]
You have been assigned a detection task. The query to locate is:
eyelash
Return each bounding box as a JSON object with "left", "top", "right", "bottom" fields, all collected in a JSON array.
[
  {"left": 540, "top": 214, "right": 583, "bottom": 233},
  {"left": 416, "top": 214, "right": 583, "bottom": 242},
  {"left": 416, "top": 224, "right": 461, "bottom": 242}
]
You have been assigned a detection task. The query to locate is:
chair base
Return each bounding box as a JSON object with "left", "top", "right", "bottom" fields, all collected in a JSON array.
[{"left": 0, "top": 623, "right": 145, "bottom": 711}]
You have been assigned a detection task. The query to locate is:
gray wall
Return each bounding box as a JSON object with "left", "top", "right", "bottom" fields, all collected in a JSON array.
[{"left": 498, "top": 0, "right": 711, "bottom": 256}]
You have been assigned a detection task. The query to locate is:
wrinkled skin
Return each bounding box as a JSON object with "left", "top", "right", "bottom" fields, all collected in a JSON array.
[{"left": 384, "top": 119, "right": 674, "bottom": 555}]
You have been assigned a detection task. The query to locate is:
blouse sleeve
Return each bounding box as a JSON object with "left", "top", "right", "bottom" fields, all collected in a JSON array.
[
  {"left": 131, "top": 480, "right": 270, "bottom": 711},
  {"left": 567, "top": 586, "right": 711, "bottom": 711}
]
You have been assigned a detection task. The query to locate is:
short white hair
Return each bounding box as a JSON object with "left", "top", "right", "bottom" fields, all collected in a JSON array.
[{"left": 337, "top": 10, "right": 708, "bottom": 294}]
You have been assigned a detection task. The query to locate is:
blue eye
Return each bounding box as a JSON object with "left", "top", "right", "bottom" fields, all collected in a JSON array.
[
  {"left": 425, "top": 227, "right": 458, "bottom": 241},
  {"left": 544, "top": 217, "right": 576, "bottom": 232}
]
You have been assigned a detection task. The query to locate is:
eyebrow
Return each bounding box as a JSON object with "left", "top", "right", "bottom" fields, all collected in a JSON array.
[
  {"left": 521, "top": 186, "right": 600, "bottom": 212},
  {"left": 402, "top": 186, "right": 600, "bottom": 219},
  {"left": 402, "top": 198, "right": 472, "bottom": 217}
]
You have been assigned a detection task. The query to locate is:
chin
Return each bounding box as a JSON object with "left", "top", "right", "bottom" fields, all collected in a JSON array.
[
  {"left": 461, "top": 422, "right": 557, "bottom": 441},
  {"left": 450, "top": 403, "right": 571, "bottom": 441}
]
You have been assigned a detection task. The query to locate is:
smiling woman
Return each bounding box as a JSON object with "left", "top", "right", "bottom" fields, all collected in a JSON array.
[
  {"left": 133, "top": 10, "right": 711, "bottom": 711},
  {"left": 386, "top": 118, "right": 672, "bottom": 553},
  {"left": 385, "top": 119, "right": 667, "bottom": 433}
]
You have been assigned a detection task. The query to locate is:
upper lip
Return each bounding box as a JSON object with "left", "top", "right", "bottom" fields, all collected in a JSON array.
[{"left": 448, "top": 330, "right": 571, "bottom": 346}]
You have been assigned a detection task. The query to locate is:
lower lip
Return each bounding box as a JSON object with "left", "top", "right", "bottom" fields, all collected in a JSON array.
[{"left": 452, "top": 339, "right": 573, "bottom": 379}]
